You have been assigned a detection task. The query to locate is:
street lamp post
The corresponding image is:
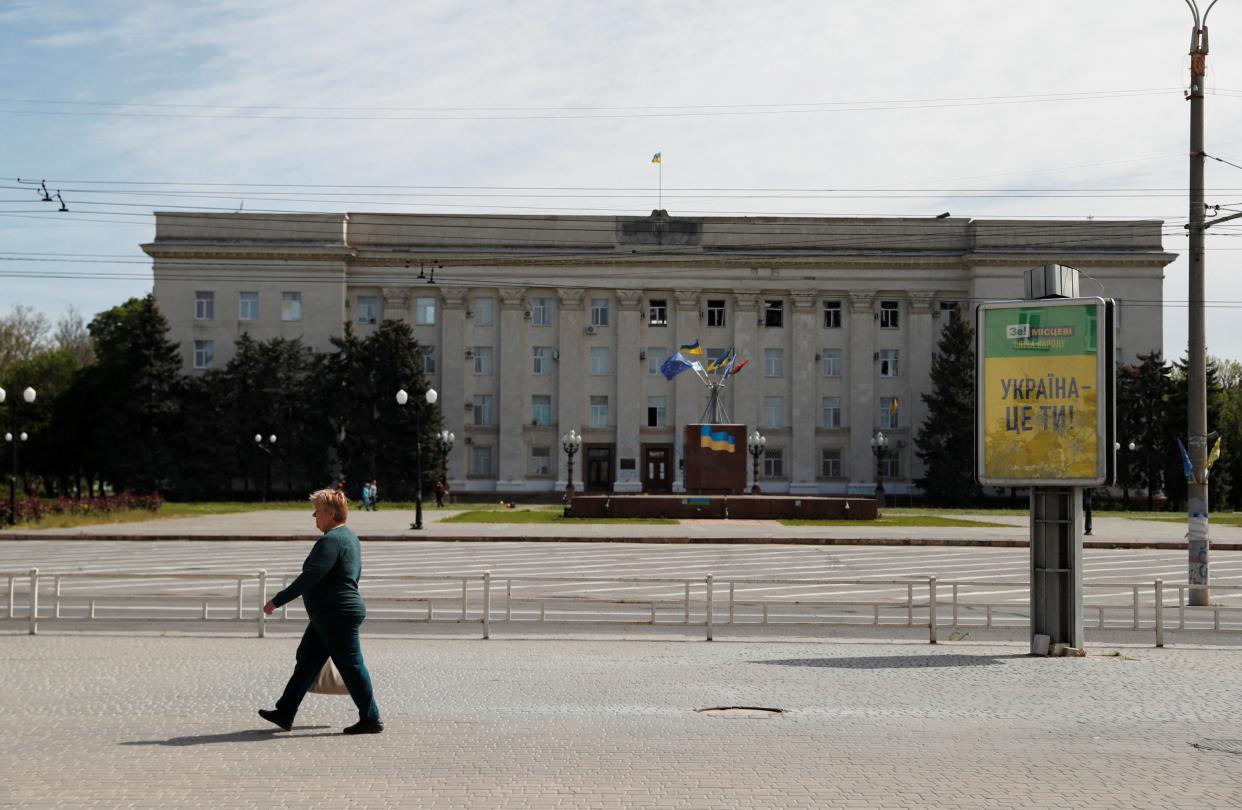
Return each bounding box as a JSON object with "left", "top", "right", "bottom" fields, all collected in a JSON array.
[
  {"left": 1, "top": 386, "right": 37, "bottom": 526},
  {"left": 253, "top": 433, "right": 277, "bottom": 502},
  {"left": 438, "top": 429, "right": 455, "bottom": 506},
  {"left": 870, "top": 431, "right": 890, "bottom": 509},
  {"left": 747, "top": 430, "right": 766, "bottom": 494},
  {"left": 562, "top": 429, "right": 582, "bottom": 515},
  {"left": 397, "top": 387, "right": 438, "bottom": 530}
]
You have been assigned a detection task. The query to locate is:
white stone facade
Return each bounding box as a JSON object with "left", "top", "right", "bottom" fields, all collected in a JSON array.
[{"left": 145, "top": 212, "right": 1173, "bottom": 496}]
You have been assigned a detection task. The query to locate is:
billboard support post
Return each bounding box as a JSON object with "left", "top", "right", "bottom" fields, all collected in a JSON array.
[{"left": 977, "top": 265, "right": 1114, "bottom": 654}]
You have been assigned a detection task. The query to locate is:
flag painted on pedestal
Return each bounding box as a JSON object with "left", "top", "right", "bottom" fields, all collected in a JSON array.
[{"left": 700, "top": 425, "right": 736, "bottom": 453}]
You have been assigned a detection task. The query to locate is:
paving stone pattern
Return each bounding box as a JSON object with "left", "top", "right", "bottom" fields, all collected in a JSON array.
[{"left": 3, "top": 633, "right": 1241, "bottom": 808}]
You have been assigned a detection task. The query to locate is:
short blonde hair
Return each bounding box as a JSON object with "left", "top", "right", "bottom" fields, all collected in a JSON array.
[{"left": 309, "top": 488, "right": 349, "bottom": 522}]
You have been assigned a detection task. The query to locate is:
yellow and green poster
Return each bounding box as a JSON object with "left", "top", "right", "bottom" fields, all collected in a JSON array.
[{"left": 977, "top": 299, "right": 1107, "bottom": 485}]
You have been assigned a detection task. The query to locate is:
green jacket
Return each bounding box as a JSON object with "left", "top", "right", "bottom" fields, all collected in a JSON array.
[{"left": 272, "top": 525, "right": 366, "bottom": 618}]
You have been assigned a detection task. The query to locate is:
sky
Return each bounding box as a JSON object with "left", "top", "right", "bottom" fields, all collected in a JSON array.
[{"left": 3, "top": 0, "right": 1242, "bottom": 361}]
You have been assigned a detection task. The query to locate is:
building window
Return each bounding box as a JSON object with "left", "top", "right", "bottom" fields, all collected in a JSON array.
[
  {"left": 940, "top": 300, "right": 960, "bottom": 322},
  {"left": 590, "top": 298, "right": 610, "bottom": 327},
  {"left": 763, "top": 448, "right": 784, "bottom": 478},
  {"left": 764, "top": 348, "right": 784, "bottom": 377},
  {"left": 356, "top": 295, "right": 378, "bottom": 324},
  {"left": 763, "top": 396, "right": 783, "bottom": 428},
  {"left": 763, "top": 299, "right": 784, "bottom": 328},
  {"left": 533, "top": 346, "right": 552, "bottom": 375},
  {"left": 821, "top": 448, "right": 842, "bottom": 478},
  {"left": 590, "top": 395, "right": 609, "bottom": 427},
  {"left": 531, "top": 297, "right": 552, "bottom": 325},
  {"left": 647, "top": 347, "right": 667, "bottom": 375},
  {"left": 880, "top": 300, "right": 900, "bottom": 329},
  {"left": 590, "top": 347, "right": 610, "bottom": 375},
  {"left": 648, "top": 299, "right": 668, "bottom": 326},
  {"left": 822, "top": 349, "right": 842, "bottom": 377},
  {"left": 239, "top": 291, "right": 259, "bottom": 321},
  {"left": 822, "top": 397, "right": 842, "bottom": 429},
  {"left": 472, "top": 394, "right": 494, "bottom": 426},
  {"left": 706, "top": 299, "right": 726, "bottom": 328},
  {"left": 473, "top": 346, "right": 494, "bottom": 375},
  {"left": 194, "top": 291, "right": 214, "bottom": 321},
  {"left": 193, "top": 340, "right": 214, "bottom": 369},
  {"left": 415, "top": 297, "right": 436, "bottom": 325},
  {"left": 421, "top": 345, "right": 436, "bottom": 374},
  {"left": 879, "top": 349, "right": 899, "bottom": 377},
  {"left": 473, "top": 296, "right": 495, "bottom": 326},
  {"left": 823, "top": 300, "right": 842, "bottom": 328},
  {"left": 531, "top": 395, "right": 552, "bottom": 426},
  {"left": 471, "top": 446, "right": 493, "bottom": 476},
  {"left": 880, "top": 397, "right": 900, "bottom": 429},
  {"left": 281, "top": 292, "right": 301, "bottom": 322},
  {"left": 647, "top": 396, "right": 667, "bottom": 427},
  {"left": 529, "top": 446, "right": 551, "bottom": 476},
  {"left": 880, "top": 453, "right": 900, "bottom": 479}
]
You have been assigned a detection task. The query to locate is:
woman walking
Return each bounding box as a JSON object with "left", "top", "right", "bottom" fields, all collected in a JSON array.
[{"left": 259, "top": 488, "right": 383, "bottom": 734}]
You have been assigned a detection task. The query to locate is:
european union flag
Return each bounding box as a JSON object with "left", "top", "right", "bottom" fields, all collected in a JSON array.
[{"left": 660, "top": 352, "right": 692, "bottom": 381}]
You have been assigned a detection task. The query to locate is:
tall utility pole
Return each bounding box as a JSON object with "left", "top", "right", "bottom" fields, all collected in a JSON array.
[{"left": 1185, "top": 0, "right": 1218, "bottom": 607}]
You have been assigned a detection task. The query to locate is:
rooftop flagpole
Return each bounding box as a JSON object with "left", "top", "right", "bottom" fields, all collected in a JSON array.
[{"left": 652, "top": 151, "right": 662, "bottom": 209}]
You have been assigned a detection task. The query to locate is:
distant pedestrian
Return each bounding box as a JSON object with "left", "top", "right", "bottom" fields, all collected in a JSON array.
[
  {"left": 369, "top": 480, "right": 379, "bottom": 511},
  {"left": 360, "top": 481, "right": 372, "bottom": 511},
  {"left": 1084, "top": 488, "right": 1094, "bottom": 535},
  {"left": 259, "top": 487, "right": 383, "bottom": 735},
  {"left": 434, "top": 480, "right": 445, "bottom": 508}
]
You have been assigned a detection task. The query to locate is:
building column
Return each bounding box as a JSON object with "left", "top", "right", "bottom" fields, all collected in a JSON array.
[
  {"left": 556, "top": 288, "right": 586, "bottom": 490},
  {"left": 496, "top": 287, "right": 528, "bottom": 491},
  {"left": 847, "top": 293, "right": 876, "bottom": 488},
  {"left": 731, "top": 294, "right": 760, "bottom": 432},
  {"left": 440, "top": 288, "right": 467, "bottom": 491},
  {"left": 615, "top": 289, "right": 643, "bottom": 492},
  {"left": 907, "top": 294, "right": 936, "bottom": 486},
  {"left": 790, "top": 292, "right": 819, "bottom": 494},
  {"left": 381, "top": 286, "right": 409, "bottom": 322},
  {"left": 671, "top": 289, "right": 702, "bottom": 492}
]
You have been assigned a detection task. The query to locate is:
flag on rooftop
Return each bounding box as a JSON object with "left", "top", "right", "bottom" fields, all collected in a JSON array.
[
  {"left": 679, "top": 340, "right": 702, "bottom": 355},
  {"left": 651, "top": 152, "right": 662, "bottom": 164}
]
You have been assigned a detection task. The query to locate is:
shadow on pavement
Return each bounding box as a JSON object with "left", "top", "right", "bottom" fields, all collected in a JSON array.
[
  {"left": 754, "top": 654, "right": 1030, "bottom": 669},
  {"left": 121, "top": 726, "right": 334, "bottom": 746}
]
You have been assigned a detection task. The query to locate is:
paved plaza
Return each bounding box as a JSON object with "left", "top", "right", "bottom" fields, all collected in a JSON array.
[{"left": 2, "top": 631, "right": 1242, "bottom": 809}]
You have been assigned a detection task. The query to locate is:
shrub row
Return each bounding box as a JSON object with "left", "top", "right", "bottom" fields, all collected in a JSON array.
[{"left": 0, "top": 492, "right": 164, "bottom": 526}]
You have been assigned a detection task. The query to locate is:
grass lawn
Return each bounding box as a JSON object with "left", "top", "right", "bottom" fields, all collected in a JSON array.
[
  {"left": 781, "top": 516, "right": 1013, "bottom": 528},
  {"left": 441, "top": 510, "right": 677, "bottom": 525}
]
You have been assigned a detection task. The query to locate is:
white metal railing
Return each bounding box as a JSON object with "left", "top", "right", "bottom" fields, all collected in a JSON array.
[{"left": 3, "top": 568, "right": 1242, "bottom": 646}]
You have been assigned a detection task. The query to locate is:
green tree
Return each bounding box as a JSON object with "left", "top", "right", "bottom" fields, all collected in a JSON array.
[
  {"left": 915, "top": 309, "right": 978, "bottom": 504},
  {"left": 1165, "top": 354, "right": 1228, "bottom": 510},
  {"left": 86, "top": 296, "right": 183, "bottom": 493},
  {"left": 1211, "top": 357, "right": 1242, "bottom": 511},
  {"left": 315, "top": 321, "right": 441, "bottom": 500},
  {"left": 1118, "top": 351, "right": 1172, "bottom": 510}
]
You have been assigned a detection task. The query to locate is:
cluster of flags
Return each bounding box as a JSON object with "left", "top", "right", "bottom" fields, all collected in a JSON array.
[
  {"left": 659, "top": 342, "right": 749, "bottom": 382},
  {"left": 1176, "top": 436, "right": 1223, "bottom": 482}
]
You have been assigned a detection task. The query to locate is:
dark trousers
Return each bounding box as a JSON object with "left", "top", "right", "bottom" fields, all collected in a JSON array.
[{"left": 275, "top": 615, "right": 380, "bottom": 723}]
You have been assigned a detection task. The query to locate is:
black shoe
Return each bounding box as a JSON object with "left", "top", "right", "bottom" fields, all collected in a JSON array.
[
  {"left": 258, "top": 709, "right": 293, "bottom": 731},
  {"left": 343, "top": 719, "right": 384, "bottom": 735}
]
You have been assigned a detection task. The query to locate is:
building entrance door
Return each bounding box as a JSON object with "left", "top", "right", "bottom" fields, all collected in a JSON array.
[
  {"left": 585, "top": 445, "right": 615, "bottom": 492},
  {"left": 641, "top": 445, "right": 673, "bottom": 492}
]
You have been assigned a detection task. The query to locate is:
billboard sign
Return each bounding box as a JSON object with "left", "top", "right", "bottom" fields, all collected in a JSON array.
[{"left": 976, "top": 297, "right": 1112, "bottom": 486}]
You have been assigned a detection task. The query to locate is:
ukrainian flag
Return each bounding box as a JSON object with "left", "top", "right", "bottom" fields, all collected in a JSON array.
[
  {"left": 679, "top": 340, "right": 703, "bottom": 356},
  {"left": 651, "top": 152, "right": 662, "bottom": 164},
  {"left": 700, "top": 425, "right": 736, "bottom": 453}
]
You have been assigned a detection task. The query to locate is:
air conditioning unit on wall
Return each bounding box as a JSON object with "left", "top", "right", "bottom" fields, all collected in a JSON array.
[{"left": 585, "top": 324, "right": 597, "bottom": 335}]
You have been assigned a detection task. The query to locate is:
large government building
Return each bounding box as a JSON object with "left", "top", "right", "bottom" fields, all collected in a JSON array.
[{"left": 145, "top": 212, "right": 1173, "bottom": 496}]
